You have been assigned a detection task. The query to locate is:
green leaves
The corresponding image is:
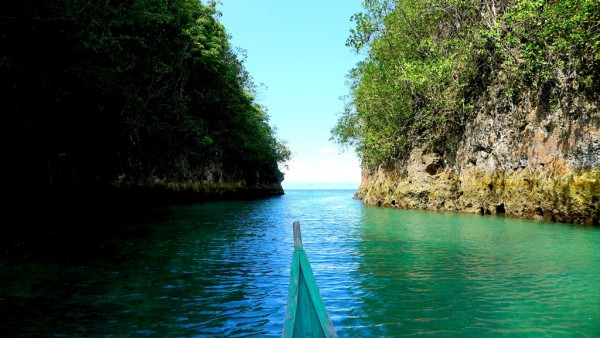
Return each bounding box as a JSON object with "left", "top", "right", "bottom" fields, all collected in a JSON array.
[
  {"left": 502, "top": 0, "right": 599, "bottom": 83},
  {"left": 333, "top": 0, "right": 599, "bottom": 169},
  {"left": 0, "top": 0, "right": 287, "bottom": 187},
  {"left": 334, "top": 0, "right": 480, "bottom": 167}
]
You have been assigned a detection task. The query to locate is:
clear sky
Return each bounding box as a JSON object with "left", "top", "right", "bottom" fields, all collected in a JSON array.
[{"left": 217, "top": 1, "right": 365, "bottom": 190}]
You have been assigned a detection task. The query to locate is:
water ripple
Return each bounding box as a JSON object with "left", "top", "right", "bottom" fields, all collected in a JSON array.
[{"left": 2, "top": 190, "right": 600, "bottom": 337}]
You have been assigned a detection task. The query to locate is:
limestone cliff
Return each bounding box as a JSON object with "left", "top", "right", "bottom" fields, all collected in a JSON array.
[
  {"left": 109, "top": 158, "right": 285, "bottom": 203},
  {"left": 355, "top": 76, "right": 600, "bottom": 225}
]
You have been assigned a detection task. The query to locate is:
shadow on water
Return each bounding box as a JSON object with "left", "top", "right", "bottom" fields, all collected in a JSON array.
[
  {"left": 2, "top": 189, "right": 599, "bottom": 336},
  {"left": 0, "top": 190, "right": 172, "bottom": 336},
  {"left": 0, "top": 190, "right": 289, "bottom": 336},
  {"left": 1, "top": 193, "right": 165, "bottom": 263}
]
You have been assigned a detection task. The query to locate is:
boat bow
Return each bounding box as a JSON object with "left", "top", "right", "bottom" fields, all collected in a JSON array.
[{"left": 282, "top": 221, "right": 337, "bottom": 338}]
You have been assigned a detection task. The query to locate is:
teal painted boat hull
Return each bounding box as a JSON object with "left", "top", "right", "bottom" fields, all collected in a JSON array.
[{"left": 282, "top": 222, "right": 337, "bottom": 338}]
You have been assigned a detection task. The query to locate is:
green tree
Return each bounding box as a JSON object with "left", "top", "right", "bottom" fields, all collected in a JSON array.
[
  {"left": 0, "top": 0, "right": 290, "bottom": 192},
  {"left": 332, "top": 0, "right": 598, "bottom": 169},
  {"left": 333, "top": 0, "right": 481, "bottom": 167}
]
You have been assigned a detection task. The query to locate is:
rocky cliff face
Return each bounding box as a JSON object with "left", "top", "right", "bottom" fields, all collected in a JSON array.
[
  {"left": 111, "top": 159, "right": 285, "bottom": 202},
  {"left": 355, "top": 76, "right": 600, "bottom": 225}
]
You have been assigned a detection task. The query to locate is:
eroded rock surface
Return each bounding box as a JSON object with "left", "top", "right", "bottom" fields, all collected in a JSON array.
[{"left": 356, "top": 86, "right": 600, "bottom": 225}]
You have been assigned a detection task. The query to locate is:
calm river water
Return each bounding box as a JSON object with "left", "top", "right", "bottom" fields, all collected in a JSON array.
[{"left": 1, "top": 189, "right": 600, "bottom": 337}]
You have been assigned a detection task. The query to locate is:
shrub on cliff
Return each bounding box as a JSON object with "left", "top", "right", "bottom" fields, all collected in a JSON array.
[
  {"left": 0, "top": 0, "right": 290, "bottom": 190},
  {"left": 332, "top": 0, "right": 599, "bottom": 169}
]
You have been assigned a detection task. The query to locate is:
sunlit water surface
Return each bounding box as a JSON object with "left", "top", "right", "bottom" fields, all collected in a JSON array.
[{"left": 1, "top": 190, "right": 599, "bottom": 337}]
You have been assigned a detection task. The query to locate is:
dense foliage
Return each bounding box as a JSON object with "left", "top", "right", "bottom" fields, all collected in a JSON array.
[
  {"left": 332, "top": 0, "right": 599, "bottom": 168},
  {"left": 0, "top": 0, "right": 290, "bottom": 190}
]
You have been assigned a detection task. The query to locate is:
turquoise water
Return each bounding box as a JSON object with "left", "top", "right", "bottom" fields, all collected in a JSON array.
[{"left": 1, "top": 189, "right": 599, "bottom": 337}]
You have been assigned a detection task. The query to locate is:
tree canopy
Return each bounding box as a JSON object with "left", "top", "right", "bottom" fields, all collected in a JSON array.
[
  {"left": 0, "top": 0, "right": 290, "bottom": 191},
  {"left": 332, "top": 0, "right": 599, "bottom": 168}
]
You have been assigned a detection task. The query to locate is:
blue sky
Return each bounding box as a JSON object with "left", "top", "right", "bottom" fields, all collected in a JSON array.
[{"left": 217, "top": 1, "right": 365, "bottom": 190}]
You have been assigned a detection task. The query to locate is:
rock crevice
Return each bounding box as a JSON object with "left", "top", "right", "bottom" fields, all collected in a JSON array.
[{"left": 356, "top": 86, "right": 600, "bottom": 225}]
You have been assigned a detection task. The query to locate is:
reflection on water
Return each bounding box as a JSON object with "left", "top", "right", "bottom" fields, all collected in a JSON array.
[
  {"left": 1, "top": 190, "right": 599, "bottom": 337},
  {"left": 350, "top": 207, "right": 600, "bottom": 337}
]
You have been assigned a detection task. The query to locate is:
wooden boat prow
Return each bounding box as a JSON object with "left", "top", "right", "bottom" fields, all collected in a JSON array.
[{"left": 282, "top": 221, "right": 337, "bottom": 338}]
